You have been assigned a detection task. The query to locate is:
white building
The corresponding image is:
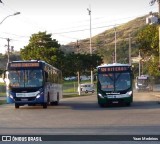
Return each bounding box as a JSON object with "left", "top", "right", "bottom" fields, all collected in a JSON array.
[{"left": 146, "top": 12, "right": 158, "bottom": 25}]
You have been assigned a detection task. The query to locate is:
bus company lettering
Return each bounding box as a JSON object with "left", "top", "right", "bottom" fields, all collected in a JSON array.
[
  {"left": 10, "top": 63, "right": 39, "bottom": 68},
  {"left": 99, "top": 66, "right": 128, "bottom": 72}
]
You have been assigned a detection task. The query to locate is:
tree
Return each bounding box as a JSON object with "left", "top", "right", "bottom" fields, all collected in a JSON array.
[
  {"left": 136, "top": 25, "right": 158, "bottom": 57},
  {"left": 20, "top": 31, "right": 103, "bottom": 77},
  {"left": 20, "top": 31, "right": 65, "bottom": 70},
  {"left": 136, "top": 25, "right": 159, "bottom": 76},
  {"left": 63, "top": 53, "right": 103, "bottom": 77}
]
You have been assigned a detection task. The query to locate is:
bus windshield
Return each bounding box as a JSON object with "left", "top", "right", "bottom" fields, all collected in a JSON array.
[
  {"left": 8, "top": 69, "right": 43, "bottom": 88},
  {"left": 98, "top": 72, "right": 131, "bottom": 91}
]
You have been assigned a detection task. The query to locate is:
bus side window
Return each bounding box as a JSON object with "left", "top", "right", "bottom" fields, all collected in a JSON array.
[{"left": 45, "top": 71, "right": 48, "bottom": 82}]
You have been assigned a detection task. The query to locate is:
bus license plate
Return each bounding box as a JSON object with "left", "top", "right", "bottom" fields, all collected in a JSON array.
[
  {"left": 112, "top": 101, "right": 118, "bottom": 104},
  {"left": 21, "top": 99, "right": 28, "bottom": 101}
]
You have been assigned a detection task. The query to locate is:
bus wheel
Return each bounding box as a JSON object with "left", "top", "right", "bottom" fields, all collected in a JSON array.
[
  {"left": 47, "top": 94, "right": 50, "bottom": 105},
  {"left": 126, "top": 102, "right": 131, "bottom": 106},
  {"left": 43, "top": 103, "right": 47, "bottom": 109},
  {"left": 15, "top": 104, "right": 19, "bottom": 109},
  {"left": 98, "top": 103, "right": 105, "bottom": 108},
  {"left": 54, "top": 95, "right": 59, "bottom": 106}
]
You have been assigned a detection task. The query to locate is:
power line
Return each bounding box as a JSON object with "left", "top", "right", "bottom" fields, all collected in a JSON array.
[
  {"left": 0, "top": 36, "right": 7, "bottom": 40},
  {"left": 52, "top": 23, "right": 125, "bottom": 35},
  {"left": 0, "top": 32, "right": 30, "bottom": 38}
]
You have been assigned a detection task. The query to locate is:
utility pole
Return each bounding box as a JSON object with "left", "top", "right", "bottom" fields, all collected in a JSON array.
[
  {"left": 114, "top": 27, "right": 117, "bottom": 63},
  {"left": 129, "top": 34, "right": 131, "bottom": 65},
  {"left": 87, "top": 6, "right": 93, "bottom": 84},
  {"left": 76, "top": 40, "right": 81, "bottom": 95},
  {"left": 7, "top": 38, "right": 10, "bottom": 63},
  {"left": 139, "top": 50, "right": 141, "bottom": 76}
]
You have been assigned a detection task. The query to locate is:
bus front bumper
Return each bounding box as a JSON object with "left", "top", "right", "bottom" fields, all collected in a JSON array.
[
  {"left": 97, "top": 92, "right": 133, "bottom": 105},
  {"left": 7, "top": 94, "right": 45, "bottom": 105}
]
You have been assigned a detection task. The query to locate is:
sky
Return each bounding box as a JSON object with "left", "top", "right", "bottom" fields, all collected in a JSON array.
[{"left": 0, "top": 0, "right": 158, "bottom": 54}]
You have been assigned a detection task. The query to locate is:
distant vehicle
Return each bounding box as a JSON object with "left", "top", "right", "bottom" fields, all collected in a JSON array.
[
  {"left": 135, "top": 75, "right": 153, "bottom": 91},
  {"left": 64, "top": 76, "right": 76, "bottom": 81},
  {"left": 80, "top": 75, "right": 91, "bottom": 81},
  {"left": 78, "top": 83, "right": 95, "bottom": 93}
]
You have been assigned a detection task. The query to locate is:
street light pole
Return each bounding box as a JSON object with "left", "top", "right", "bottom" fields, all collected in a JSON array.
[
  {"left": 87, "top": 6, "right": 93, "bottom": 84},
  {"left": 0, "top": 12, "right": 20, "bottom": 64},
  {"left": 0, "top": 12, "right": 20, "bottom": 25},
  {"left": 129, "top": 33, "right": 131, "bottom": 65},
  {"left": 7, "top": 38, "right": 10, "bottom": 63},
  {"left": 114, "top": 27, "right": 117, "bottom": 63}
]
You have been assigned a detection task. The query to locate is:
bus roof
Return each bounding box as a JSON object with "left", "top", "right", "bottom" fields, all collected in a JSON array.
[
  {"left": 11, "top": 60, "right": 44, "bottom": 63},
  {"left": 97, "top": 63, "right": 131, "bottom": 68}
]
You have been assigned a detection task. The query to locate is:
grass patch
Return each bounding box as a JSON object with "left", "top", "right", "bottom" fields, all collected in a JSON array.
[
  {"left": 63, "top": 88, "right": 77, "bottom": 93},
  {"left": 0, "top": 100, "right": 6, "bottom": 105},
  {"left": 0, "top": 83, "right": 5, "bottom": 86},
  {"left": 0, "top": 92, "right": 5, "bottom": 97}
]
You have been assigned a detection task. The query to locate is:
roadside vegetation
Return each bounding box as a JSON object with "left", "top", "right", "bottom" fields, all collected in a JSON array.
[
  {"left": 0, "top": 100, "right": 6, "bottom": 105},
  {"left": 0, "top": 82, "right": 5, "bottom": 97}
]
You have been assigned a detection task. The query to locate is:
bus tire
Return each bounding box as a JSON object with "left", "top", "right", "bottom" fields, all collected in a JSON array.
[
  {"left": 15, "top": 104, "right": 19, "bottom": 109},
  {"left": 54, "top": 95, "right": 59, "bottom": 106},
  {"left": 98, "top": 103, "right": 105, "bottom": 108},
  {"left": 43, "top": 103, "right": 47, "bottom": 109},
  {"left": 47, "top": 94, "right": 50, "bottom": 105},
  {"left": 126, "top": 102, "right": 131, "bottom": 106}
]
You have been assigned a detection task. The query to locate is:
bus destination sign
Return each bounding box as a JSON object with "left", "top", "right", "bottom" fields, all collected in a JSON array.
[
  {"left": 10, "top": 63, "right": 40, "bottom": 68},
  {"left": 99, "top": 66, "right": 130, "bottom": 72}
]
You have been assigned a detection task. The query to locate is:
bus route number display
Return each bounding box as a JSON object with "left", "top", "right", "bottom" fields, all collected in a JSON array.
[
  {"left": 99, "top": 66, "right": 129, "bottom": 72},
  {"left": 10, "top": 63, "right": 40, "bottom": 68}
]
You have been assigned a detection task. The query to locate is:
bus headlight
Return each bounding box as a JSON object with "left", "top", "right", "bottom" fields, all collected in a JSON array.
[
  {"left": 98, "top": 93, "right": 104, "bottom": 98},
  {"left": 127, "top": 91, "right": 132, "bottom": 96},
  {"left": 9, "top": 94, "right": 13, "bottom": 99},
  {"left": 36, "top": 91, "right": 43, "bottom": 99},
  {"left": 36, "top": 95, "right": 40, "bottom": 99}
]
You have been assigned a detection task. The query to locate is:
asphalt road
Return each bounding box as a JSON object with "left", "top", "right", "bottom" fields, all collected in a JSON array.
[{"left": 0, "top": 91, "right": 160, "bottom": 143}]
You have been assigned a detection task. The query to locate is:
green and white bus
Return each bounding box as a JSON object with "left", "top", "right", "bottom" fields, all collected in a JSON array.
[
  {"left": 97, "top": 63, "right": 133, "bottom": 107},
  {"left": 4, "top": 60, "right": 62, "bottom": 109}
]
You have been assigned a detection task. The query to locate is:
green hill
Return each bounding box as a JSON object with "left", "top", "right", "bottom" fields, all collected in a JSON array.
[{"left": 60, "top": 14, "right": 147, "bottom": 63}]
